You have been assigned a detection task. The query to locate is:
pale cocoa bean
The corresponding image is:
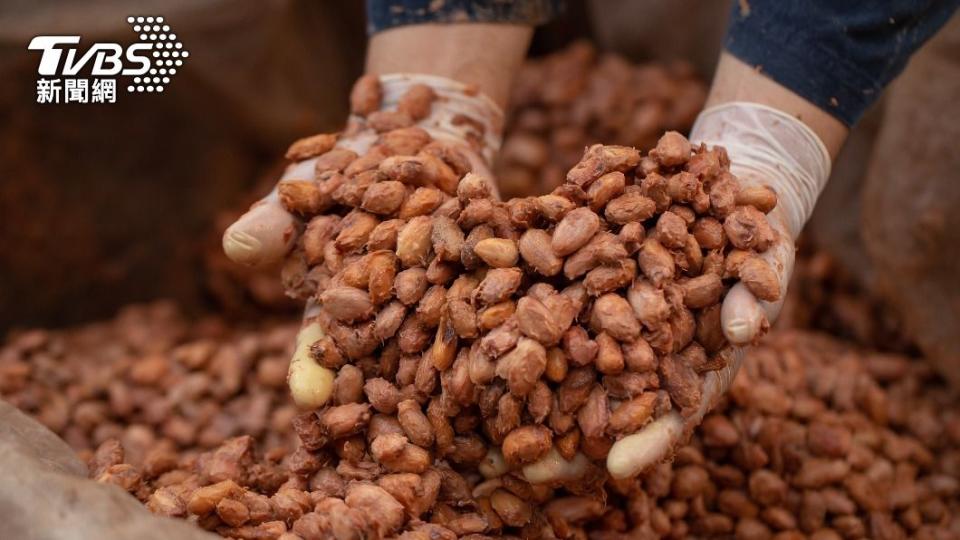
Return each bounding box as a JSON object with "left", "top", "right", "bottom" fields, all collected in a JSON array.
[
  {"left": 637, "top": 237, "right": 675, "bottom": 286},
  {"left": 724, "top": 206, "right": 775, "bottom": 252},
  {"left": 605, "top": 191, "right": 656, "bottom": 224},
  {"left": 350, "top": 74, "right": 381, "bottom": 115},
  {"left": 537, "top": 194, "right": 576, "bottom": 221},
  {"left": 587, "top": 171, "right": 626, "bottom": 211},
  {"left": 399, "top": 187, "right": 445, "bottom": 218},
  {"left": 562, "top": 326, "right": 598, "bottom": 367},
  {"left": 396, "top": 216, "right": 433, "bottom": 267},
  {"left": 608, "top": 392, "right": 657, "bottom": 434},
  {"left": 515, "top": 296, "right": 563, "bottom": 346},
  {"left": 461, "top": 225, "right": 495, "bottom": 270},
  {"left": 286, "top": 133, "right": 338, "bottom": 161},
  {"left": 474, "top": 268, "right": 523, "bottom": 305},
  {"left": 654, "top": 131, "right": 691, "bottom": 167},
  {"left": 477, "top": 300, "right": 515, "bottom": 331},
  {"left": 681, "top": 274, "right": 724, "bottom": 309},
  {"left": 367, "top": 218, "right": 403, "bottom": 251},
  {"left": 502, "top": 425, "right": 553, "bottom": 466},
  {"left": 627, "top": 279, "right": 670, "bottom": 329},
  {"left": 473, "top": 238, "right": 519, "bottom": 268},
  {"left": 552, "top": 207, "right": 600, "bottom": 256},
  {"left": 395, "top": 267, "right": 428, "bottom": 306},
  {"left": 583, "top": 259, "right": 636, "bottom": 296},
  {"left": 495, "top": 338, "right": 547, "bottom": 397},
  {"left": 430, "top": 216, "right": 464, "bottom": 263},
  {"left": 375, "top": 129, "right": 426, "bottom": 159},
  {"left": 589, "top": 294, "right": 641, "bottom": 341},
  {"left": 736, "top": 185, "right": 778, "bottom": 213},
  {"left": 315, "top": 148, "right": 359, "bottom": 175},
  {"left": 656, "top": 211, "right": 689, "bottom": 249},
  {"left": 320, "top": 287, "right": 375, "bottom": 323},
  {"left": 739, "top": 256, "right": 781, "bottom": 302},
  {"left": 518, "top": 229, "right": 563, "bottom": 276},
  {"left": 692, "top": 217, "right": 726, "bottom": 250},
  {"left": 396, "top": 83, "right": 436, "bottom": 120},
  {"left": 595, "top": 332, "right": 625, "bottom": 375}
]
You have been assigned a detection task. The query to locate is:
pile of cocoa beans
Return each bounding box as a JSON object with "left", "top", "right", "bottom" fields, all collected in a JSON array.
[
  {"left": 589, "top": 329, "right": 960, "bottom": 540},
  {"left": 0, "top": 301, "right": 302, "bottom": 460},
  {"left": 496, "top": 41, "right": 706, "bottom": 198},
  {"left": 277, "top": 70, "right": 783, "bottom": 492},
  {"left": 3, "top": 299, "right": 959, "bottom": 539}
]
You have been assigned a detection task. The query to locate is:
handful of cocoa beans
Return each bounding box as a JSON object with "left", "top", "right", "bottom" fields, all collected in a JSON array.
[{"left": 279, "top": 76, "right": 781, "bottom": 488}]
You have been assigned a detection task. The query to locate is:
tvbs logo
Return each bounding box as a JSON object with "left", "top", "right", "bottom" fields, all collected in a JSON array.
[{"left": 28, "top": 16, "right": 189, "bottom": 104}]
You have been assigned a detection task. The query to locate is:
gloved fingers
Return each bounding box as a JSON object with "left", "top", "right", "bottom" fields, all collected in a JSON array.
[
  {"left": 693, "top": 347, "right": 744, "bottom": 428},
  {"left": 222, "top": 188, "right": 299, "bottom": 267},
  {"left": 222, "top": 151, "right": 337, "bottom": 267},
  {"left": 604, "top": 347, "right": 745, "bottom": 480},
  {"left": 222, "top": 122, "right": 382, "bottom": 269},
  {"left": 287, "top": 299, "right": 335, "bottom": 409},
  {"left": 522, "top": 447, "right": 591, "bottom": 484},
  {"left": 720, "top": 282, "right": 767, "bottom": 345},
  {"left": 606, "top": 411, "right": 684, "bottom": 479},
  {"left": 721, "top": 215, "right": 795, "bottom": 344}
]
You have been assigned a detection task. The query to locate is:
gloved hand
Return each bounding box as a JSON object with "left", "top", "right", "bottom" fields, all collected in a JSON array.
[
  {"left": 603, "top": 102, "right": 832, "bottom": 479},
  {"left": 222, "top": 73, "right": 504, "bottom": 409}
]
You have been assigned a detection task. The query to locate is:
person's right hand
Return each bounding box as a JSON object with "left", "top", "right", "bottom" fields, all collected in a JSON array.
[{"left": 222, "top": 74, "right": 504, "bottom": 409}]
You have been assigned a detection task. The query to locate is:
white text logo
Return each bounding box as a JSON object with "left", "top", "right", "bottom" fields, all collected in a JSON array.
[{"left": 28, "top": 16, "right": 189, "bottom": 104}]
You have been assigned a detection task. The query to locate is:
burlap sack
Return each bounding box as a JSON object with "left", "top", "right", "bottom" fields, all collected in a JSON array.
[{"left": 861, "top": 15, "right": 960, "bottom": 386}]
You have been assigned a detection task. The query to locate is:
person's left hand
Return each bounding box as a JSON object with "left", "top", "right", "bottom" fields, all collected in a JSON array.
[
  {"left": 603, "top": 102, "right": 831, "bottom": 479},
  {"left": 517, "top": 102, "right": 831, "bottom": 483}
]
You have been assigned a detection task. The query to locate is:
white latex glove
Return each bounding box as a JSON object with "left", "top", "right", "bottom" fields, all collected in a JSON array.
[
  {"left": 222, "top": 74, "right": 503, "bottom": 408},
  {"left": 604, "top": 102, "right": 832, "bottom": 479}
]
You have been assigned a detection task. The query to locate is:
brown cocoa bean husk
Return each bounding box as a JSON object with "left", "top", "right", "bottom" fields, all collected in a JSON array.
[
  {"left": 474, "top": 268, "right": 523, "bottom": 306},
  {"left": 589, "top": 294, "right": 641, "bottom": 342},
  {"left": 286, "top": 133, "right": 338, "bottom": 161},
  {"left": 552, "top": 207, "right": 601, "bottom": 257},
  {"left": 515, "top": 296, "right": 563, "bottom": 346}
]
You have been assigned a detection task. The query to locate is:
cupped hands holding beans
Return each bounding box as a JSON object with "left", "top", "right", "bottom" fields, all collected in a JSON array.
[{"left": 223, "top": 74, "right": 787, "bottom": 488}]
